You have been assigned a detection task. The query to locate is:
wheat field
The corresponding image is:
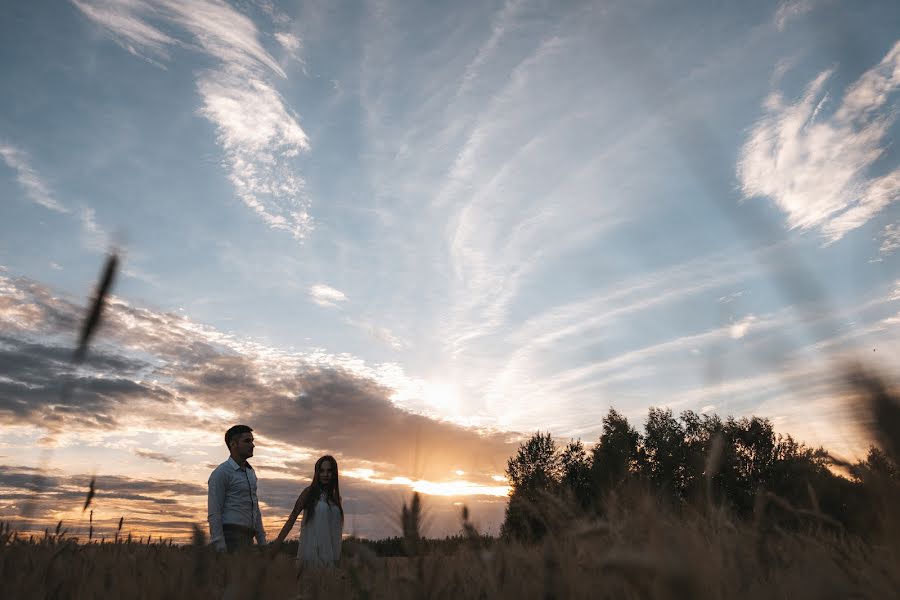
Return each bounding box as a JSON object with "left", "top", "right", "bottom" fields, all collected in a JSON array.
[{"left": 3, "top": 479, "right": 900, "bottom": 599}]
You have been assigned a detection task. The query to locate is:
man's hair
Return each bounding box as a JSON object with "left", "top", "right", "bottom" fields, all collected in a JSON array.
[{"left": 225, "top": 424, "right": 253, "bottom": 449}]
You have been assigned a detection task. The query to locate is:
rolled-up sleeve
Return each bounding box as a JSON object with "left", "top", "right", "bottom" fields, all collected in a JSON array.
[{"left": 207, "top": 468, "right": 226, "bottom": 552}]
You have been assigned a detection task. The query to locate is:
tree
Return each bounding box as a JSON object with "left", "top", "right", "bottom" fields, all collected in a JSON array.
[
  {"left": 643, "top": 407, "right": 688, "bottom": 498},
  {"left": 500, "top": 406, "right": 879, "bottom": 540},
  {"left": 502, "top": 432, "right": 562, "bottom": 540},
  {"left": 591, "top": 409, "right": 642, "bottom": 497},
  {"left": 560, "top": 439, "right": 593, "bottom": 509},
  {"left": 858, "top": 446, "right": 900, "bottom": 482},
  {"left": 680, "top": 410, "right": 723, "bottom": 501},
  {"left": 719, "top": 416, "right": 777, "bottom": 514},
  {"left": 506, "top": 431, "right": 561, "bottom": 493}
]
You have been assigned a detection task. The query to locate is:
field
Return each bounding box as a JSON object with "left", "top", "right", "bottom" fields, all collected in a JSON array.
[{"left": 3, "top": 485, "right": 900, "bottom": 599}]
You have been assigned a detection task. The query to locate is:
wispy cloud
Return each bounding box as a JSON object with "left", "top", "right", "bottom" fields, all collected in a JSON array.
[
  {"left": 879, "top": 223, "right": 900, "bottom": 257},
  {"left": 738, "top": 40, "right": 900, "bottom": 242},
  {"left": 729, "top": 314, "right": 757, "bottom": 340},
  {"left": 309, "top": 283, "right": 347, "bottom": 307},
  {"left": 70, "top": 0, "right": 178, "bottom": 63},
  {"left": 773, "top": 0, "right": 821, "bottom": 31},
  {"left": 274, "top": 31, "right": 302, "bottom": 62},
  {"left": 254, "top": 0, "right": 290, "bottom": 27},
  {"left": 72, "top": 0, "right": 313, "bottom": 240},
  {"left": 345, "top": 317, "right": 407, "bottom": 350},
  {"left": 0, "top": 143, "right": 68, "bottom": 213},
  {"left": 79, "top": 206, "right": 108, "bottom": 252},
  {"left": 133, "top": 448, "right": 176, "bottom": 463}
]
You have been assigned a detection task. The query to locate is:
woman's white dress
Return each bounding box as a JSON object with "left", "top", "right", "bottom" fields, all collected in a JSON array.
[{"left": 297, "top": 496, "right": 342, "bottom": 566}]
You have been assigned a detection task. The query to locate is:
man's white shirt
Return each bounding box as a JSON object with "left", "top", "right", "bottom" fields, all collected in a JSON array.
[{"left": 207, "top": 457, "right": 266, "bottom": 551}]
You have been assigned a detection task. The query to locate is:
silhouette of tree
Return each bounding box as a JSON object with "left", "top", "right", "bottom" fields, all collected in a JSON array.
[
  {"left": 502, "top": 432, "right": 561, "bottom": 540},
  {"left": 680, "top": 410, "right": 723, "bottom": 501},
  {"left": 500, "top": 407, "right": 893, "bottom": 539},
  {"left": 506, "top": 431, "right": 561, "bottom": 492},
  {"left": 858, "top": 446, "right": 900, "bottom": 482},
  {"left": 590, "top": 408, "right": 642, "bottom": 497},
  {"left": 643, "top": 408, "right": 689, "bottom": 499},
  {"left": 560, "top": 439, "right": 592, "bottom": 509}
]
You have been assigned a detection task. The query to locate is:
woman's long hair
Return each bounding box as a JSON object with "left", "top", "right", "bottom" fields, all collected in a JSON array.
[{"left": 304, "top": 455, "right": 344, "bottom": 524}]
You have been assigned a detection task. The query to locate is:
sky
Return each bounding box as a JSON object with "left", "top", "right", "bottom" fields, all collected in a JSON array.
[{"left": 0, "top": 0, "right": 898, "bottom": 541}]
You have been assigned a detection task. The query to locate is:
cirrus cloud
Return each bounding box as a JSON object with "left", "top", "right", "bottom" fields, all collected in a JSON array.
[
  {"left": 71, "top": 0, "right": 313, "bottom": 240},
  {"left": 737, "top": 40, "right": 900, "bottom": 243}
]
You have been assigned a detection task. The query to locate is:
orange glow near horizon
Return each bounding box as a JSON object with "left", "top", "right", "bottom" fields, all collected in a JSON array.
[{"left": 341, "top": 469, "right": 510, "bottom": 497}]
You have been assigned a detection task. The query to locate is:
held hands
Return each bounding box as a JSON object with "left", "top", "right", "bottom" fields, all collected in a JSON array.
[{"left": 262, "top": 538, "right": 283, "bottom": 557}]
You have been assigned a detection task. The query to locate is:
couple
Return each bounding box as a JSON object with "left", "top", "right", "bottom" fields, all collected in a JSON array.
[{"left": 207, "top": 424, "right": 344, "bottom": 566}]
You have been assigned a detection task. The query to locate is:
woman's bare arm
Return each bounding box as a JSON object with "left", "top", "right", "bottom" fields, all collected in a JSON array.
[{"left": 274, "top": 486, "right": 310, "bottom": 544}]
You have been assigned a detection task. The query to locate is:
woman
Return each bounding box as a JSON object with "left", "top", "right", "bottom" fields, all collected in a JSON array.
[{"left": 275, "top": 455, "right": 344, "bottom": 567}]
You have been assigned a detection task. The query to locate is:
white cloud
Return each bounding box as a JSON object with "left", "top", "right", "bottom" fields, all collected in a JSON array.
[
  {"left": 157, "top": 0, "right": 285, "bottom": 76},
  {"left": 345, "top": 317, "right": 407, "bottom": 350},
  {"left": 738, "top": 41, "right": 900, "bottom": 242},
  {"left": 71, "top": 0, "right": 177, "bottom": 63},
  {"left": 0, "top": 143, "right": 68, "bottom": 213},
  {"left": 79, "top": 206, "right": 109, "bottom": 252},
  {"left": 72, "top": 0, "right": 313, "bottom": 240},
  {"left": 718, "top": 291, "right": 744, "bottom": 304},
  {"left": 309, "top": 283, "right": 347, "bottom": 307},
  {"left": 0, "top": 142, "right": 123, "bottom": 256},
  {"left": 274, "top": 31, "right": 302, "bottom": 61},
  {"left": 879, "top": 223, "right": 900, "bottom": 257},
  {"left": 773, "top": 0, "right": 819, "bottom": 31},
  {"left": 729, "top": 315, "right": 757, "bottom": 340},
  {"left": 453, "top": 0, "right": 525, "bottom": 100},
  {"left": 197, "top": 68, "right": 311, "bottom": 239},
  {"left": 254, "top": 0, "right": 290, "bottom": 26}
]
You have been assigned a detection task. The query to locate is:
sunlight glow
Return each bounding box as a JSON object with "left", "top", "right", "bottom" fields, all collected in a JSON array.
[
  {"left": 411, "top": 480, "right": 510, "bottom": 497},
  {"left": 422, "top": 381, "right": 461, "bottom": 415},
  {"left": 342, "top": 468, "right": 377, "bottom": 479},
  {"left": 341, "top": 469, "right": 510, "bottom": 497}
]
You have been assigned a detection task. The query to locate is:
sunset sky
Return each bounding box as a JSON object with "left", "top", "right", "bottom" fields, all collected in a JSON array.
[{"left": 1, "top": 0, "right": 899, "bottom": 541}]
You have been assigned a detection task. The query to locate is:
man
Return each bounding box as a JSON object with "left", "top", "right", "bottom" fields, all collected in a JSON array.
[{"left": 208, "top": 424, "right": 267, "bottom": 552}]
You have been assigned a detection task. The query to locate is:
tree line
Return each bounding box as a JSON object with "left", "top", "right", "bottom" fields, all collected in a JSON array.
[{"left": 502, "top": 407, "right": 900, "bottom": 539}]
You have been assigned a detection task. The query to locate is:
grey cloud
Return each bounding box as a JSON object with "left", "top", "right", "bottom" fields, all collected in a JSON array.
[
  {"left": 133, "top": 449, "right": 177, "bottom": 464},
  {"left": 0, "top": 465, "right": 208, "bottom": 538},
  {"left": 0, "top": 278, "right": 517, "bottom": 535},
  {"left": 0, "top": 334, "right": 172, "bottom": 429},
  {"left": 0, "top": 466, "right": 206, "bottom": 498},
  {"left": 246, "top": 368, "right": 518, "bottom": 483}
]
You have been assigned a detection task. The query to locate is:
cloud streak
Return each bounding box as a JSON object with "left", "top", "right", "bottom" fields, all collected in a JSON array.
[
  {"left": 879, "top": 223, "right": 900, "bottom": 257},
  {"left": 0, "top": 143, "right": 68, "bottom": 213},
  {"left": 72, "top": 0, "right": 313, "bottom": 240},
  {"left": 774, "top": 0, "right": 820, "bottom": 31},
  {"left": 738, "top": 40, "right": 900, "bottom": 242}
]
